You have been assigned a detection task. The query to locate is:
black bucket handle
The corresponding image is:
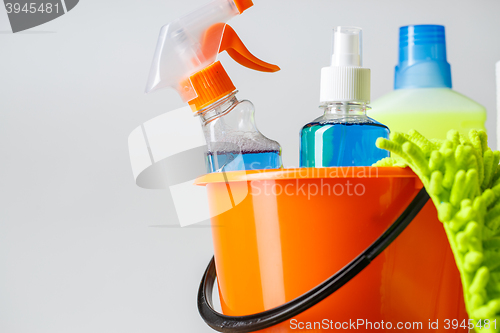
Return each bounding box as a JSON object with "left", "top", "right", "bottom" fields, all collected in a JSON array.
[{"left": 198, "top": 187, "right": 430, "bottom": 333}]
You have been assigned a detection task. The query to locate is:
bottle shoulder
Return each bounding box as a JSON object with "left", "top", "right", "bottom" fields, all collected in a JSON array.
[
  {"left": 301, "top": 114, "right": 389, "bottom": 130},
  {"left": 370, "top": 88, "right": 486, "bottom": 114},
  {"left": 204, "top": 98, "right": 282, "bottom": 153}
]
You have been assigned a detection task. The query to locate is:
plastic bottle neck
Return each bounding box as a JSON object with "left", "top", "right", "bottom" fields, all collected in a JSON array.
[
  {"left": 196, "top": 92, "right": 239, "bottom": 125},
  {"left": 395, "top": 25, "right": 452, "bottom": 89},
  {"left": 321, "top": 102, "right": 368, "bottom": 116}
]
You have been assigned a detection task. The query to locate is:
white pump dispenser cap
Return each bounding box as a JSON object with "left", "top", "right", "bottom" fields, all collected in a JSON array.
[{"left": 320, "top": 26, "right": 370, "bottom": 104}]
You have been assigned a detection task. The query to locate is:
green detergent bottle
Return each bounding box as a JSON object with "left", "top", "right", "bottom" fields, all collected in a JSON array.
[{"left": 370, "top": 25, "right": 486, "bottom": 140}]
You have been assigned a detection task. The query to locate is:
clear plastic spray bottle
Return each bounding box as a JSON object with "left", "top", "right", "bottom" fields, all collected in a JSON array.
[
  {"left": 300, "top": 27, "right": 389, "bottom": 167},
  {"left": 146, "top": 0, "right": 282, "bottom": 173}
]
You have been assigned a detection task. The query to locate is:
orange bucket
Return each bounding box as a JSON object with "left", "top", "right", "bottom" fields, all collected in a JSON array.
[{"left": 196, "top": 167, "right": 467, "bottom": 332}]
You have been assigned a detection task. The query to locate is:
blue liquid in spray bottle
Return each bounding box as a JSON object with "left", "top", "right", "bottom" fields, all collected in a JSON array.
[
  {"left": 206, "top": 150, "right": 282, "bottom": 173},
  {"left": 199, "top": 92, "right": 282, "bottom": 173}
]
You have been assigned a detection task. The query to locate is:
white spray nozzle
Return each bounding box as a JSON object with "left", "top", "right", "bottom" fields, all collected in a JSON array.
[
  {"left": 320, "top": 26, "right": 370, "bottom": 104},
  {"left": 331, "top": 26, "right": 362, "bottom": 67},
  {"left": 145, "top": 0, "right": 246, "bottom": 100}
]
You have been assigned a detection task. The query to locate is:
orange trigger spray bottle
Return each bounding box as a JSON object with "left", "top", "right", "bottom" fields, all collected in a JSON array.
[{"left": 146, "top": 0, "right": 282, "bottom": 173}]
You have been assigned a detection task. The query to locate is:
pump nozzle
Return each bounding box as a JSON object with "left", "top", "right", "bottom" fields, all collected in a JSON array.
[
  {"left": 331, "top": 26, "right": 362, "bottom": 67},
  {"left": 320, "top": 26, "right": 370, "bottom": 104}
]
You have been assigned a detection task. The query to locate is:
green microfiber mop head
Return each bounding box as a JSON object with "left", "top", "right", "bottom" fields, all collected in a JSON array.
[{"left": 374, "top": 129, "right": 500, "bottom": 332}]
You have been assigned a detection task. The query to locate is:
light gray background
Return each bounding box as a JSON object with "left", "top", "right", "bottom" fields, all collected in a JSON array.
[{"left": 1, "top": 0, "right": 499, "bottom": 332}]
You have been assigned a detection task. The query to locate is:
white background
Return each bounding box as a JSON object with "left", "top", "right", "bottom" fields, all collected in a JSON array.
[{"left": 1, "top": 0, "right": 500, "bottom": 332}]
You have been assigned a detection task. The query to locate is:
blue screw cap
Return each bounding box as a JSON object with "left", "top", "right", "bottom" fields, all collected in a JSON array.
[{"left": 395, "top": 25, "right": 452, "bottom": 89}]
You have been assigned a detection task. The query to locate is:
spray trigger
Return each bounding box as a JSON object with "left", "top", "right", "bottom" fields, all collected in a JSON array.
[
  {"left": 202, "top": 23, "right": 280, "bottom": 73},
  {"left": 145, "top": 0, "right": 279, "bottom": 103}
]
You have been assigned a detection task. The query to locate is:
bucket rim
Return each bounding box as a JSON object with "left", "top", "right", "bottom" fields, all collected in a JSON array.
[{"left": 195, "top": 166, "right": 416, "bottom": 185}]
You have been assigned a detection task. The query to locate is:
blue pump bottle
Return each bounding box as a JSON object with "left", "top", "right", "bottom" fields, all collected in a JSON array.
[{"left": 300, "top": 27, "right": 389, "bottom": 167}]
